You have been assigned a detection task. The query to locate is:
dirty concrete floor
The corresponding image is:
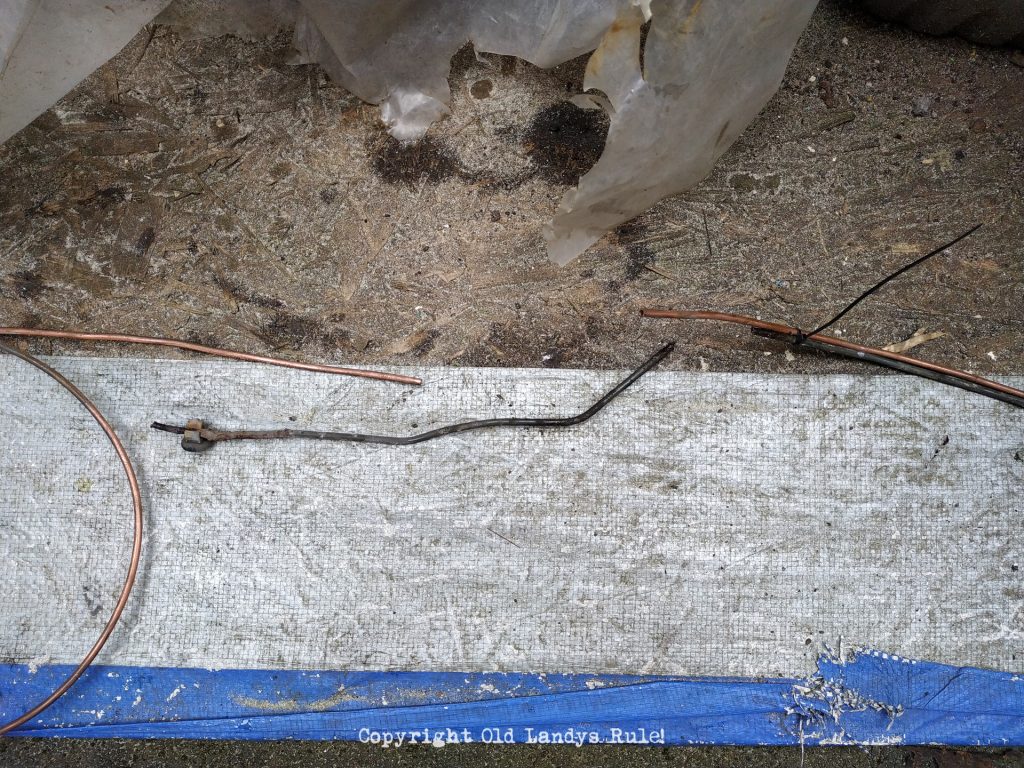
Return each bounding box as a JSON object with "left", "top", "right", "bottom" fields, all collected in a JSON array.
[
  {"left": 0, "top": 0, "right": 1022, "bottom": 765},
  {"left": 1, "top": 1, "right": 1022, "bottom": 377}
]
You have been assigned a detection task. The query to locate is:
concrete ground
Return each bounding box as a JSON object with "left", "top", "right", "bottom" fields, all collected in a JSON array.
[
  {"left": 0, "top": 741, "right": 1022, "bottom": 768},
  {"left": 0, "top": 0, "right": 1021, "bottom": 763}
]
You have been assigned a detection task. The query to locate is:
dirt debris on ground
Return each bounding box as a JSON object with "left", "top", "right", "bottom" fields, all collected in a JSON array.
[
  {"left": 0, "top": 1, "right": 1021, "bottom": 377},
  {"left": 1, "top": 740, "right": 1021, "bottom": 768}
]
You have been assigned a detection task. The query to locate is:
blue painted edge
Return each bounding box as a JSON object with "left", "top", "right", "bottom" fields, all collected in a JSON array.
[{"left": 1, "top": 650, "right": 1021, "bottom": 745}]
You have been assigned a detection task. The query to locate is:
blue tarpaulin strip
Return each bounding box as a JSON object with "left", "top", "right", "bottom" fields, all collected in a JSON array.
[{"left": 1, "top": 651, "right": 1021, "bottom": 745}]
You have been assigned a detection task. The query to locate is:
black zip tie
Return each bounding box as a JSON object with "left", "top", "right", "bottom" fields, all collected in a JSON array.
[{"left": 152, "top": 342, "right": 675, "bottom": 452}]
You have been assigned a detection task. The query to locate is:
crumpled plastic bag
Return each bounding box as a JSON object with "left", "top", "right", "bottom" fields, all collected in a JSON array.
[
  {"left": 0, "top": 0, "right": 818, "bottom": 263},
  {"left": 546, "top": 0, "right": 818, "bottom": 262},
  {"left": 292, "top": 0, "right": 629, "bottom": 142}
]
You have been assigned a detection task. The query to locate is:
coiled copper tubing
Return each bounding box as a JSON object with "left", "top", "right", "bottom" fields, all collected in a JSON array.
[
  {"left": 0, "top": 340, "right": 143, "bottom": 736},
  {"left": 0, "top": 325, "right": 417, "bottom": 734}
]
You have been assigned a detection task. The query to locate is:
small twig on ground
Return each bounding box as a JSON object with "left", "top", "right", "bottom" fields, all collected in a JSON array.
[
  {"left": 882, "top": 328, "right": 946, "bottom": 354},
  {"left": 793, "top": 109, "right": 856, "bottom": 140}
]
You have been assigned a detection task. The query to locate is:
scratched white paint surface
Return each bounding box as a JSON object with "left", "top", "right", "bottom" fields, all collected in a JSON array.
[{"left": 0, "top": 356, "right": 1021, "bottom": 677}]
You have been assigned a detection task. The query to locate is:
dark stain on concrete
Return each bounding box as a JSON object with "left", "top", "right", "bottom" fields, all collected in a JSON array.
[
  {"left": 413, "top": 328, "right": 440, "bottom": 357},
  {"left": 370, "top": 134, "right": 466, "bottom": 188},
  {"left": 266, "top": 311, "right": 349, "bottom": 350},
  {"left": 614, "top": 220, "right": 654, "bottom": 280},
  {"left": 471, "top": 79, "right": 493, "bottom": 99},
  {"left": 728, "top": 172, "right": 782, "bottom": 194},
  {"left": 7, "top": 270, "right": 46, "bottom": 299},
  {"left": 212, "top": 272, "right": 285, "bottom": 310},
  {"left": 81, "top": 585, "right": 104, "bottom": 618},
  {"left": 76, "top": 185, "right": 129, "bottom": 211},
  {"left": 134, "top": 226, "right": 156, "bottom": 257},
  {"left": 522, "top": 101, "right": 608, "bottom": 186}
]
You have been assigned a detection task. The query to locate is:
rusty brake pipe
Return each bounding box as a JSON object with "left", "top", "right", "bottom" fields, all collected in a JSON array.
[
  {"left": 0, "top": 340, "right": 144, "bottom": 736},
  {"left": 640, "top": 310, "right": 1024, "bottom": 409},
  {"left": 152, "top": 342, "right": 676, "bottom": 451},
  {"left": 0, "top": 328, "right": 421, "bottom": 386}
]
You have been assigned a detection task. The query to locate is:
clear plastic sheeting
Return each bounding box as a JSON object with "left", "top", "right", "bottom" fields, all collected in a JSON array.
[
  {"left": 155, "top": 0, "right": 296, "bottom": 40},
  {"left": 546, "top": 0, "right": 819, "bottom": 262},
  {"left": 0, "top": 0, "right": 818, "bottom": 262},
  {"left": 293, "top": 0, "right": 629, "bottom": 141}
]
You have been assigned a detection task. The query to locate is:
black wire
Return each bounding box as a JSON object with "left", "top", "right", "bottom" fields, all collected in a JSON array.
[
  {"left": 800, "top": 223, "right": 983, "bottom": 341},
  {"left": 152, "top": 342, "right": 675, "bottom": 451}
]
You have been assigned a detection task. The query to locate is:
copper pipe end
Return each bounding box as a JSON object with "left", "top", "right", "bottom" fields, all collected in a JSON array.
[{"left": 640, "top": 308, "right": 1024, "bottom": 405}]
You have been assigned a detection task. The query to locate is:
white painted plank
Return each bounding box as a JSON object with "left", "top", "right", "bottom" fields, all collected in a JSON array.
[{"left": 1, "top": 356, "right": 1021, "bottom": 676}]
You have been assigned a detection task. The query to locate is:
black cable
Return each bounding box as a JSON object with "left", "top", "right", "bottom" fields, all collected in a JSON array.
[
  {"left": 152, "top": 342, "right": 675, "bottom": 452},
  {"left": 801, "top": 223, "right": 983, "bottom": 340}
]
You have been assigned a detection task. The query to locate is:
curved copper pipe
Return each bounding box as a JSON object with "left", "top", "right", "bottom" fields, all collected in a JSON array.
[
  {"left": 641, "top": 309, "right": 1024, "bottom": 403},
  {"left": 0, "top": 341, "right": 143, "bottom": 736},
  {"left": 0, "top": 328, "right": 421, "bottom": 386},
  {"left": 0, "top": 323, "right": 418, "bottom": 733}
]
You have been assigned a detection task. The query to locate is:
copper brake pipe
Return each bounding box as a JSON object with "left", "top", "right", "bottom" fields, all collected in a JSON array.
[
  {"left": 0, "top": 328, "right": 421, "bottom": 386},
  {"left": 0, "top": 324, "right": 414, "bottom": 733},
  {"left": 641, "top": 309, "right": 1024, "bottom": 404},
  {"left": 0, "top": 340, "right": 143, "bottom": 736}
]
